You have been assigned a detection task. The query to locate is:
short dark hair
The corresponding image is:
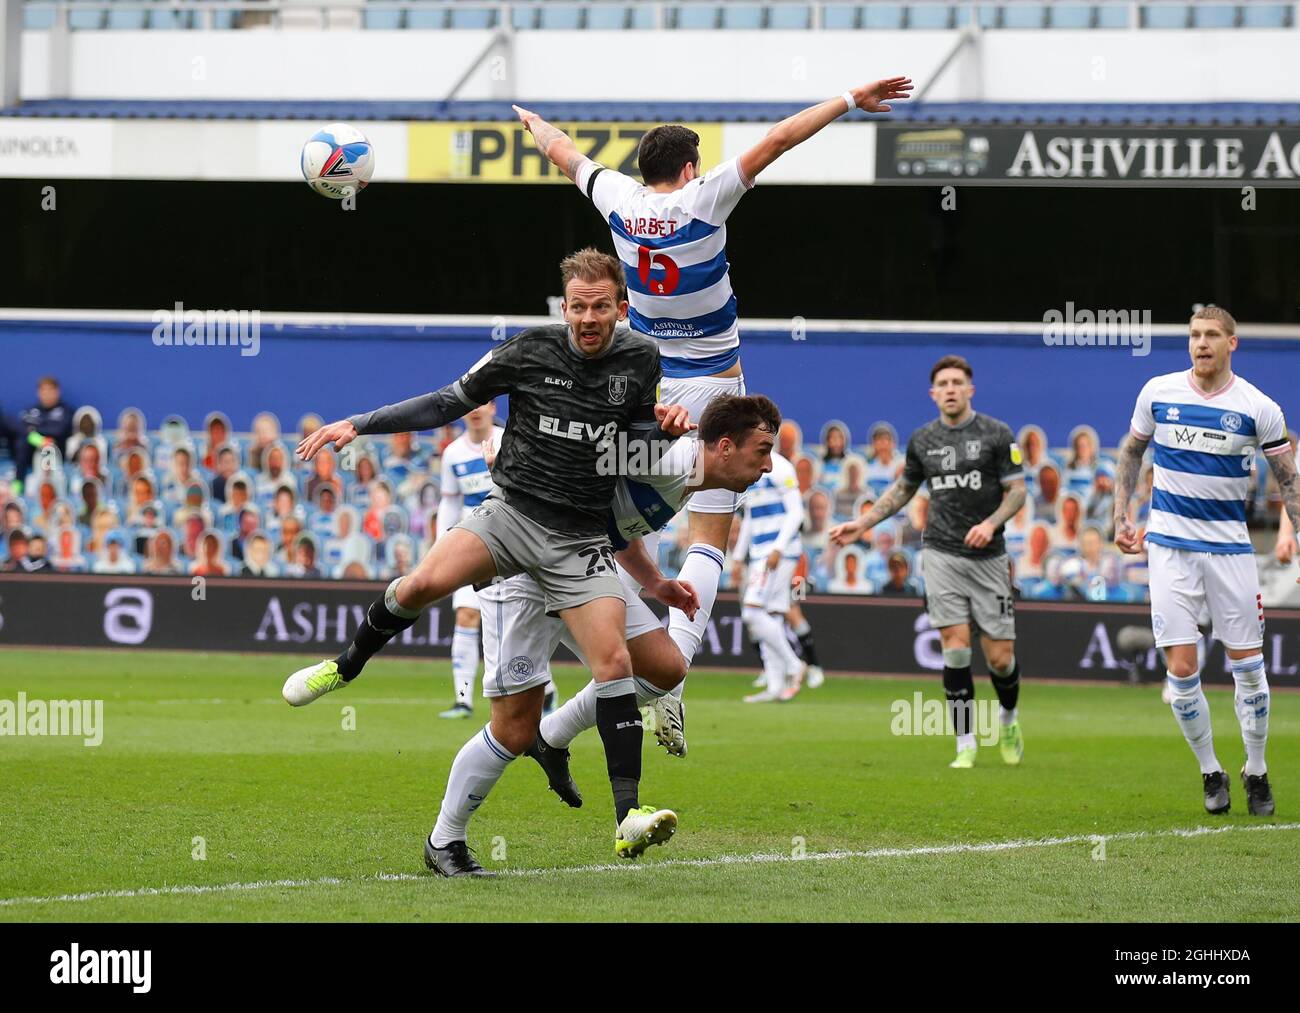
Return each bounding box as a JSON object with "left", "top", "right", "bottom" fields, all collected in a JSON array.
[
  {"left": 930, "top": 355, "right": 973, "bottom": 383},
  {"left": 699, "top": 394, "right": 781, "bottom": 447},
  {"left": 638, "top": 125, "right": 701, "bottom": 186}
]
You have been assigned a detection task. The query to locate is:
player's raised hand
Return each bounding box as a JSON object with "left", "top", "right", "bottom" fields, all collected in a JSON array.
[
  {"left": 1114, "top": 517, "right": 1142, "bottom": 554},
  {"left": 964, "top": 521, "right": 995, "bottom": 549},
  {"left": 654, "top": 402, "right": 697, "bottom": 437},
  {"left": 852, "top": 76, "right": 914, "bottom": 113},
  {"left": 828, "top": 519, "right": 863, "bottom": 546},
  {"left": 512, "top": 104, "right": 538, "bottom": 128},
  {"left": 297, "top": 419, "right": 357, "bottom": 462},
  {"left": 653, "top": 578, "right": 699, "bottom": 621}
]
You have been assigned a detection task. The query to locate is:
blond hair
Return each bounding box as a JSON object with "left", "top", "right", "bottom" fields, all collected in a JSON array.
[
  {"left": 1191, "top": 305, "right": 1236, "bottom": 336},
  {"left": 559, "top": 248, "right": 626, "bottom": 302}
]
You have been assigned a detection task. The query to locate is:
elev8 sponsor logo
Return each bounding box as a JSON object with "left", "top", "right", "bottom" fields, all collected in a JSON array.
[{"left": 50, "top": 944, "right": 151, "bottom": 993}]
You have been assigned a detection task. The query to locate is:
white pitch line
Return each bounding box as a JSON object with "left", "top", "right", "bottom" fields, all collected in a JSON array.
[{"left": 3, "top": 822, "right": 1298, "bottom": 909}]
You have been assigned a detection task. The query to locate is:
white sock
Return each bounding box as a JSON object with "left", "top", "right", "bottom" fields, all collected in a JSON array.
[
  {"left": 668, "top": 543, "right": 726, "bottom": 669},
  {"left": 1000, "top": 706, "right": 1017, "bottom": 726},
  {"left": 956, "top": 733, "right": 977, "bottom": 752},
  {"left": 431, "top": 726, "right": 515, "bottom": 847},
  {"left": 1231, "top": 653, "right": 1269, "bottom": 776},
  {"left": 450, "top": 624, "right": 480, "bottom": 708},
  {"left": 541, "top": 677, "right": 665, "bottom": 748},
  {"left": 1166, "top": 670, "right": 1221, "bottom": 775}
]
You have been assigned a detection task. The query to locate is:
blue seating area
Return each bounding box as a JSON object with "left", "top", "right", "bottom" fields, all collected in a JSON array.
[{"left": 18, "top": 1, "right": 1299, "bottom": 31}]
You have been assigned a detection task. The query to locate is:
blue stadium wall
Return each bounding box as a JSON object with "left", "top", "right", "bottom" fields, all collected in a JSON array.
[{"left": 3, "top": 318, "right": 1297, "bottom": 447}]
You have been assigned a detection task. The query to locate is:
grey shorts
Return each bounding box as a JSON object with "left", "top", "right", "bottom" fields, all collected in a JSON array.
[
  {"left": 455, "top": 494, "right": 625, "bottom": 616},
  {"left": 921, "top": 549, "right": 1016, "bottom": 641}
]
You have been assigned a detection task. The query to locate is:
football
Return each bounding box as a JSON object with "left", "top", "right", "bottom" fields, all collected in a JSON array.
[{"left": 301, "top": 123, "right": 375, "bottom": 199}]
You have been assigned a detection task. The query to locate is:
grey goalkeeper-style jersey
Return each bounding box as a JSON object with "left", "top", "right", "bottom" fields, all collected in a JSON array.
[
  {"left": 350, "top": 324, "right": 661, "bottom": 538},
  {"left": 902, "top": 411, "right": 1023, "bottom": 559}
]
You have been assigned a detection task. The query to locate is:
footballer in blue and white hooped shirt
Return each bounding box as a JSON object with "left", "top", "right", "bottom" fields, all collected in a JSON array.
[
  {"left": 1116, "top": 306, "right": 1299, "bottom": 816},
  {"left": 435, "top": 402, "right": 505, "bottom": 719},
  {"left": 511, "top": 76, "right": 913, "bottom": 671}
]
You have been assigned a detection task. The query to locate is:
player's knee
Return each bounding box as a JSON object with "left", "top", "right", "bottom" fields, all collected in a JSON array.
[
  {"left": 986, "top": 646, "right": 1015, "bottom": 675},
  {"left": 455, "top": 607, "right": 481, "bottom": 629},
  {"left": 1165, "top": 656, "right": 1199, "bottom": 679},
  {"left": 591, "top": 646, "right": 632, "bottom": 683},
  {"left": 490, "top": 711, "right": 540, "bottom": 755}
]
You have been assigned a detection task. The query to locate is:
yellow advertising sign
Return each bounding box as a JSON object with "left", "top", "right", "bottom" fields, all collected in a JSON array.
[{"left": 407, "top": 122, "right": 723, "bottom": 182}]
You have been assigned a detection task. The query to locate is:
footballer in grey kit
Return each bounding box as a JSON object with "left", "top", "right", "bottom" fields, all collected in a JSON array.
[
  {"left": 281, "top": 249, "right": 696, "bottom": 875},
  {"left": 831, "top": 355, "right": 1028, "bottom": 769}
]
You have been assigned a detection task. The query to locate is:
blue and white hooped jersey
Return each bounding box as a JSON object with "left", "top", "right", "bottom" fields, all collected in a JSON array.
[
  {"left": 605, "top": 437, "right": 699, "bottom": 551},
  {"left": 1130, "top": 370, "right": 1289, "bottom": 554},
  {"left": 740, "top": 452, "right": 804, "bottom": 562},
  {"left": 577, "top": 157, "right": 754, "bottom": 379},
  {"left": 440, "top": 427, "right": 502, "bottom": 509}
]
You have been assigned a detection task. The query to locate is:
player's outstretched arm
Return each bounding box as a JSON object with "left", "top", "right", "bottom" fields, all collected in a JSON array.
[
  {"left": 739, "top": 77, "right": 913, "bottom": 182},
  {"left": 615, "top": 537, "right": 700, "bottom": 620},
  {"left": 1265, "top": 450, "right": 1300, "bottom": 577},
  {"left": 829, "top": 475, "right": 919, "bottom": 545},
  {"left": 297, "top": 383, "right": 479, "bottom": 462},
  {"left": 1112, "top": 433, "right": 1149, "bottom": 554},
  {"left": 966, "top": 478, "right": 1026, "bottom": 549},
  {"left": 1278, "top": 505, "right": 1297, "bottom": 565},
  {"left": 513, "top": 105, "right": 587, "bottom": 182}
]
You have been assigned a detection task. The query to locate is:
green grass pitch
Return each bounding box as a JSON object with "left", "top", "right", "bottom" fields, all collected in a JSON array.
[{"left": 1, "top": 648, "right": 1296, "bottom": 922}]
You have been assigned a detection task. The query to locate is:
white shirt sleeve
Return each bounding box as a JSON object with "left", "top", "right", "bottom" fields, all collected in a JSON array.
[
  {"left": 1259, "top": 395, "right": 1290, "bottom": 455},
  {"left": 683, "top": 157, "right": 754, "bottom": 226},
  {"left": 1129, "top": 378, "right": 1157, "bottom": 440},
  {"left": 770, "top": 474, "right": 805, "bottom": 556},
  {"left": 436, "top": 453, "right": 460, "bottom": 539},
  {"left": 732, "top": 508, "right": 752, "bottom": 562},
  {"left": 576, "top": 161, "right": 643, "bottom": 220}
]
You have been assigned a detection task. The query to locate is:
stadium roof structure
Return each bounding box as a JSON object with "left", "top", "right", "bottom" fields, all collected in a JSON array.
[{"left": 4, "top": 99, "right": 1300, "bottom": 125}]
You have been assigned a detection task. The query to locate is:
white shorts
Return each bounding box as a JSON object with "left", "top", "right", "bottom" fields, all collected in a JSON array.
[
  {"left": 660, "top": 372, "right": 746, "bottom": 515},
  {"left": 477, "top": 575, "right": 563, "bottom": 697},
  {"left": 742, "top": 557, "right": 799, "bottom": 613},
  {"left": 478, "top": 567, "right": 663, "bottom": 696},
  {"left": 1147, "top": 541, "right": 1264, "bottom": 650},
  {"left": 451, "top": 584, "right": 480, "bottom": 612}
]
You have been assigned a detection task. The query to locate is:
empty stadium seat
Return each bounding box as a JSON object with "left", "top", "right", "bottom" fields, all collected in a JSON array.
[
  {"left": 363, "top": 3, "right": 405, "bottom": 29},
  {"left": 975, "top": 4, "right": 999, "bottom": 27},
  {"left": 1050, "top": 4, "right": 1094, "bottom": 28},
  {"left": 822, "top": 3, "right": 859, "bottom": 28},
  {"left": 24, "top": 4, "right": 56, "bottom": 28},
  {"left": 768, "top": 3, "right": 810, "bottom": 28},
  {"left": 539, "top": 3, "right": 584, "bottom": 28},
  {"left": 586, "top": 3, "right": 628, "bottom": 27},
  {"left": 905, "top": 3, "right": 953, "bottom": 28},
  {"left": 107, "top": 0, "right": 147, "bottom": 29},
  {"left": 1192, "top": 4, "right": 1237, "bottom": 27},
  {"left": 1095, "top": 2, "right": 1129, "bottom": 26},
  {"left": 862, "top": 3, "right": 904, "bottom": 27},
  {"left": 673, "top": 4, "right": 719, "bottom": 28},
  {"left": 448, "top": 4, "right": 496, "bottom": 28},
  {"left": 1001, "top": 3, "right": 1046, "bottom": 27},
  {"left": 721, "top": 4, "right": 765, "bottom": 28},
  {"left": 1141, "top": 4, "right": 1190, "bottom": 28},
  {"left": 1241, "top": 3, "right": 1290, "bottom": 27},
  {"left": 511, "top": 4, "right": 538, "bottom": 28},
  {"left": 627, "top": 3, "right": 655, "bottom": 25},
  {"left": 67, "top": 7, "right": 107, "bottom": 29}
]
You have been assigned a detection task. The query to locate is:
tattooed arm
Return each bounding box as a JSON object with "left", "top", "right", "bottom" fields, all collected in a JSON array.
[
  {"left": 1266, "top": 450, "right": 1300, "bottom": 577},
  {"left": 512, "top": 105, "right": 587, "bottom": 182},
  {"left": 828, "top": 476, "right": 919, "bottom": 546},
  {"left": 1112, "top": 433, "right": 1149, "bottom": 554},
  {"left": 966, "top": 478, "right": 1027, "bottom": 550}
]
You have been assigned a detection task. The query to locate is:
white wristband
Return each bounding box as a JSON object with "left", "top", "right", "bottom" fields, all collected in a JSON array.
[{"left": 842, "top": 90, "right": 856, "bottom": 113}]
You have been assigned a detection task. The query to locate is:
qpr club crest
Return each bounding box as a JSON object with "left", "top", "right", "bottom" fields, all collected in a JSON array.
[
  {"left": 507, "top": 655, "right": 535, "bottom": 684},
  {"left": 965, "top": 440, "right": 981, "bottom": 460},
  {"left": 1221, "top": 411, "right": 1242, "bottom": 434},
  {"left": 608, "top": 375, "right": 628, "bottom": 405}
]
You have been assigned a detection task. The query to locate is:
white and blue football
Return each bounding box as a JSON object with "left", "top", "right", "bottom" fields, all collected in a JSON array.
[{"left": 301, "top": 123, "right": 375, "bottom": 199}]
